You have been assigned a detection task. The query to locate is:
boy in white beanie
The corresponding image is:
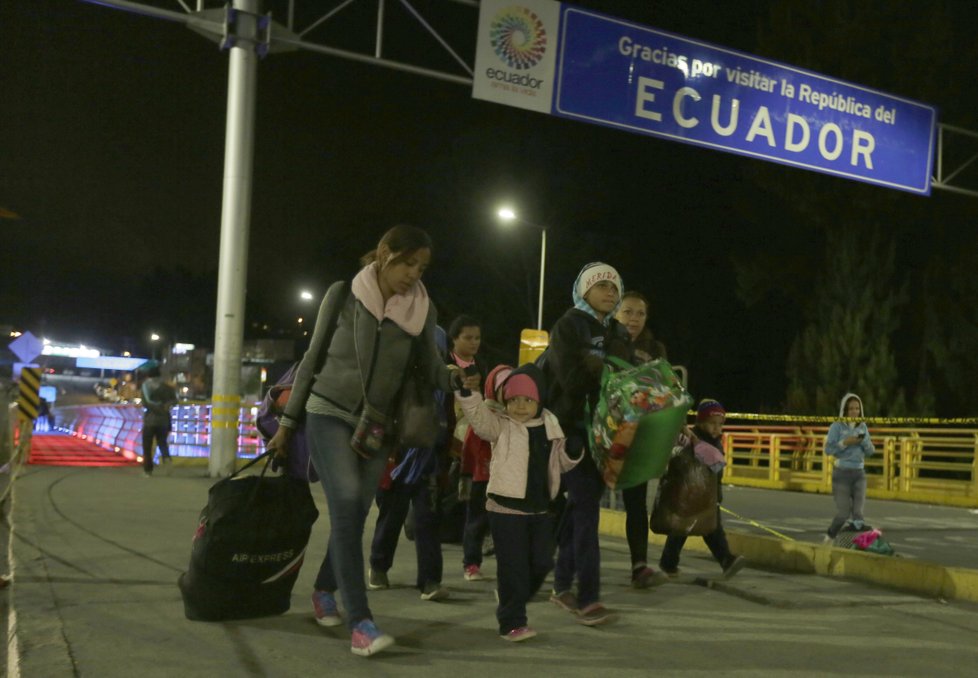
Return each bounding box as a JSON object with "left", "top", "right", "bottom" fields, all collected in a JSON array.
[{"left": 545, "top": 261, "right": 633, "bottom": 626}]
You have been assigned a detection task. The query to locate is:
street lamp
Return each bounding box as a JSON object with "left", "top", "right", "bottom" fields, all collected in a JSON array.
[
  {"left": 150, "top": 332, "right": 160, "bottom": 360},
  {"left": 497, "top": 206, "right": 548, "bottom": 330},
  {"left": 299, "top": 290, "right": 314, "bottom": 301}
]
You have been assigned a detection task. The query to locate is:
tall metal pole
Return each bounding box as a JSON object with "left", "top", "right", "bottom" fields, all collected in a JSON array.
[
  {"left": 537, "top": 227, "right": 547, "bottom": 330},
  {"left": 210, "top": 0, "right": 260, "bottom": 477}
]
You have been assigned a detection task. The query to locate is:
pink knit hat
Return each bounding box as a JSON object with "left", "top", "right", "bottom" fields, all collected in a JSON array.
[
  {"left": 484, "top": 364, "right": 514, "bottom": 401},
  {"left": 503, "top": 374, "right": 539, "bottom": 403}
]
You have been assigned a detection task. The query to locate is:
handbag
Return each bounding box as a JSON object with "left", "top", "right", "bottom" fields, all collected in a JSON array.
[
  {"left": 649, "top": 446, "right": 719, "bottom": 536},
  {"left": 393, "top": 336, "right": 440, "bottom": 448},
  {"left": 177, "top": 452, "right": 319, "bottom": 621}
]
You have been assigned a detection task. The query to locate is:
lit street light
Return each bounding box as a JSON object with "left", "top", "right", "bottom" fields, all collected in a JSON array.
[
  {"left": 150, "top": 332, "right": 160, "bottom": 360},
  {"left": 299, "top": 290, "right": 314, "bottom": 301},
  {"left": 497, "top": 206, "right": 548, "bottom": 330}
]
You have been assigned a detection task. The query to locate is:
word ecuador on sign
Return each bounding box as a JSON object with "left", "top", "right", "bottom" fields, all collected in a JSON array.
[{"left": 472, "top": 0, "right": 937, "bottom": 195}]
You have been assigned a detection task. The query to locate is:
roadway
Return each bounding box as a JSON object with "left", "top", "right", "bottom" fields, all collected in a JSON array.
[{"left": 5, "top": 441, "right": 978, "bottom": 677}]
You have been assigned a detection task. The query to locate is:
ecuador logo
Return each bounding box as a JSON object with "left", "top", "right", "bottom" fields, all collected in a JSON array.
[{"left": 490, "top": 6, "right": 548, "bottom": 70}]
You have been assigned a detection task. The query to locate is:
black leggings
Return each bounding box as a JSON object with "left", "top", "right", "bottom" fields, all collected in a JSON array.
[{"left": 621, "top": 481, "right": 650, "bottom": 567}]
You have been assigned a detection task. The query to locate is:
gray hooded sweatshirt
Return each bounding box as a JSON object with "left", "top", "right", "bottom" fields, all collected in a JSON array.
[{"left": 824, "top": 392, "right": 875, "bottom": 469}]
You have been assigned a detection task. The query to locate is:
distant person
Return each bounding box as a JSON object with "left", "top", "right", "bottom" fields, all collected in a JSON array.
[
  {"left": 459, "top": 363, "right": 513, "bottom": 581},
  {"left": 457, "top": 363, "right": 582, "bottom": 641},
  {"left": 823, "top": 393, "right": 876, "bottom": 543},
  {"left": 367, "top": 326, "right": 452, "bottom": 602},
  {"left": 658, "top": 399, "right": 746, "bottom": 579},
  {"left": 614, "top": 291, "right": 670, "bottom": 588},
  {"left": 444, "top": 315, "right": 492, "bottom": 580},
  {"left": 140, "top": 363, "right": 176, "bottom": 477},
  {"left": 266, "top": 225, "right": 478, "bottom": 658},
  {"left": 547, "top": 262, "right": 632, "bottom": 626},
  {"left": 367, "top": 444, "right": 449, "bottom": 601}
]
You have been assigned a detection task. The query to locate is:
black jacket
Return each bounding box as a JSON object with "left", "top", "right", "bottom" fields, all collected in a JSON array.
[{"left": 545, "top": 308, "right": 632, "bottom": 429}]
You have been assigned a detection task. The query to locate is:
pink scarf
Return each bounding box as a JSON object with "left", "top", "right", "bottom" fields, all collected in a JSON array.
[{"left": 351, "top": 263, "right": 429, "bottom": 336}]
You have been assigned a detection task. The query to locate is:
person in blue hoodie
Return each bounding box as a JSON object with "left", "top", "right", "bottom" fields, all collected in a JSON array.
[
  {"left": 823, "top": 393, "right": 876, "bottom": 543},
  {"left": 545, "top": 262, "right": 633, "bottom": 626}
]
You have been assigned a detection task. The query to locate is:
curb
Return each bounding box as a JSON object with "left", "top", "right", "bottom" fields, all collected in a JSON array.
[
  {"left": 598, "top": 508, "right": 978, "bottom": 604},
  {"left": 6, "top": 475, "right": 20, "bottom": 678}
]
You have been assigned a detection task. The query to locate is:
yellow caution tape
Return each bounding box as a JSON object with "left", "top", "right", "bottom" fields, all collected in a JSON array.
[
  {"left": 719, "top": 506, "right": 795, "bottom": 542},
  {"left": 711, "top": 412, "right": 978, "bottom": 426}
]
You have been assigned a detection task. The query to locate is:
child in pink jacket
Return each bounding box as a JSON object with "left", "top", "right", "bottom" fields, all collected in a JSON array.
[{"left": 456, "top": 363, "right": 583, "bottom": 642}]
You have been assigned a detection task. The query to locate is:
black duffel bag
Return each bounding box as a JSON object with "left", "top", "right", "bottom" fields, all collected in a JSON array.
[{"left": 178, "top": 452, "right": 319, "bottom": 621}]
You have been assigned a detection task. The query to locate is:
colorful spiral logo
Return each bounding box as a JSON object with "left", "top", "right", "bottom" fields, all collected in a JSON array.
[{"left": 489, "top": 6, "right": 548, "bottom": 70}]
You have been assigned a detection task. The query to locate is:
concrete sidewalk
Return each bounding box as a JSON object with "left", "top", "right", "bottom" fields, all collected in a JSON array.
[{"left": 6, "top": 464, "right": 978, "bottom": 677}]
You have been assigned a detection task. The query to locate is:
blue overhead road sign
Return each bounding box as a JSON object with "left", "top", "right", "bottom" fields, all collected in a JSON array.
[{"left": 473, "top": 0, "right": 937, "bottom": 195}]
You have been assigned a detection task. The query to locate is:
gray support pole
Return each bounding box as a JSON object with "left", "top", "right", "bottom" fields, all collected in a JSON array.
[
  {"left": 537, "top": 228, "right": 546, "bottom": 330},
  {"left": 209, "top": 0, "right": 260, "bottom": 477}
]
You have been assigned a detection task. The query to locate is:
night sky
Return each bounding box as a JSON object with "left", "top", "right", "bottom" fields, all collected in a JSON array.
[{"left": 3, "top": 1, "right": 977, "bottom": 415}]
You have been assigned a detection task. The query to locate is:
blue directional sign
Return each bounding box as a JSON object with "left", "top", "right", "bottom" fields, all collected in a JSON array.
[{"left": 473, "top": 1, "right": 937, "bottom": 195}]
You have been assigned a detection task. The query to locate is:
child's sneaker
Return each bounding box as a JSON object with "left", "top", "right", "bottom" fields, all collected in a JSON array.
[
  {"left": 350, "top": 619, "right": 394, "bottom": 657},
  {"left": 722, "top": 555, "right": 747, "bottom": 580},
  {"left": 549, "top": 590, "right": 578, "bottom": 614},
  {"left": 500, "top": 626, "right": 537, "bottom": 642},
  {"left": 311, "top": 590, "right": 342, "bottom": 627},
  {"left": 420, "top": 582, "right": 450, "bottom": 601},
  {"left": 658, "top": 561, "right": 681, "bottom": 578},
  {"left": 576, "top": 602, "right": 616, "bottom": 627},
  {"left": 464, "top": 564, "right": 484, "bottom": 581},
  {"left": 367, "top": 568, "right": 389, "bottom": 590},
  {"left": 631, "top": 565, "right": 669, "bottom": 589}
]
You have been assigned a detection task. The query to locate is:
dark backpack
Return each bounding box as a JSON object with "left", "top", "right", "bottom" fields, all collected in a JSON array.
[
  {"left": 177, "top": 452, "right": 319, "bottom": 621},
  {"left": 255, "top": 281, "right": 348, "bottom": 483}
]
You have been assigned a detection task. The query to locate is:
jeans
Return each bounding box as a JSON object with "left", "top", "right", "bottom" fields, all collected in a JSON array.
[
  {"left": 553, "top": 449, "right": 604, "bottom": 608},
  {"left": 141, "top": 424, "right": 170, "bottom": 473},
  {"left": 307, "top": 414, "right": 390, "bottom": 629},
  {"left": 489, "top": 511, "right": 553, "bottom": 634},
  {"left": 659, "top": 508, "right": 734, "bottom": 571},
  {"left": 621, "top": 481, "right": 650, "bottom": 568},
  {"left": 462, "top": 480, "right": 490, "bottom": 568},
  {"left": 369, "top": 477, "right": 443, "bottom": 590},
  {"left": 828, "top": 466, "right": 867, "bottom": 537}
]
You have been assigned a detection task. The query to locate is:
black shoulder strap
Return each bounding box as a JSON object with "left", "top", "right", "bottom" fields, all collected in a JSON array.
[{"left": 314, "top": 280, "right": 349, "bottom": 372}]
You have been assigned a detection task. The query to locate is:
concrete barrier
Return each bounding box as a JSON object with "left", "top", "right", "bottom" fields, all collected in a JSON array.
[{"left": 598, "top": 507, "right": 978, "bottom": 604}]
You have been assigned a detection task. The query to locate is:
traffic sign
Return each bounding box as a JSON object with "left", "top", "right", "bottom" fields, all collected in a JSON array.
[{"left": 18, "top": 366, "right": 42, "bottom": 422}]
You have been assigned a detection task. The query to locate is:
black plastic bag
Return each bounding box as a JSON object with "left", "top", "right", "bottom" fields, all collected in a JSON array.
[
  {"left": 650, "top": 447, "right": 718, "bottom": 536},
  {"left": 178, "top": 453, "right": 319, "bottom": 621}
]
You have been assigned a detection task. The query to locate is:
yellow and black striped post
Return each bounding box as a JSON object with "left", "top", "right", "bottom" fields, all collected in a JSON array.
[
  {"left": 15, "top": 366, "right": 42, "bottom": 464},
  {"left": 17, "top": 367, "right": 41, "bottom": 422}
]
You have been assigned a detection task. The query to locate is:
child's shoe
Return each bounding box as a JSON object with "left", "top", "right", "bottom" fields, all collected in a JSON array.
[
  {"left": 549, "top": 589, "right": 578, "bottom": 614},
  {"left": 500, "top": 626, "right": 537, "bottom": 642},
  {"left": 367, "top": 568, "right": 389, "bottom": 590},
  {"left": 420, "top": 582, "right": 450, "bottom": 601},
  {"left": 721, "top": 555, "right": 747, "bottom": 580},
  {"left": 311, "top": 590, "right": 342, "bottom": 627},
  {"left": 631, "top": 565, "right": 669, "bottom": 589},
  {"left": 350, "top": 619, "right": 394, "bottom": 657},
  {"left": 464, "top": 564, "right": 485, "bottom": 581},
  {"left": 576, "top": 602, "right": 616, "bottom": 626}
]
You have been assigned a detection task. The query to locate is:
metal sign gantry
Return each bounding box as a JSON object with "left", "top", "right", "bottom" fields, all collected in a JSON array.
[{"left": 80, "top": 0, "right": 978, "bottom": 476}]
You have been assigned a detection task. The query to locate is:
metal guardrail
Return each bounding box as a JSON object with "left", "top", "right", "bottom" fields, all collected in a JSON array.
[
  {"left": 721, "top": 422, "right": 978, "bottom": 507},
  {"left": 54, "top": 403, "right": 263, "bottom": 463},
  {"left": 52, "top": 405, "right": 978, "bottom": 506}
]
